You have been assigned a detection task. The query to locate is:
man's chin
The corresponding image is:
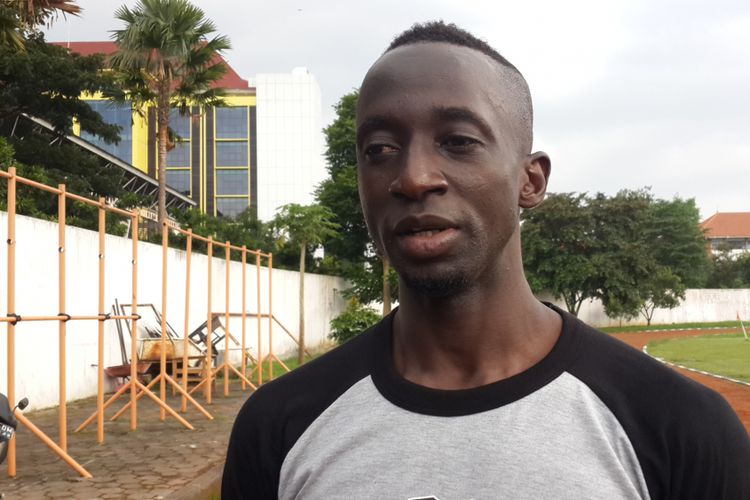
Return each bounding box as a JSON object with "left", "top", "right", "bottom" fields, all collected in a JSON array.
[{"left": 400, "top": 270, "right": 471, "bottom": 299}]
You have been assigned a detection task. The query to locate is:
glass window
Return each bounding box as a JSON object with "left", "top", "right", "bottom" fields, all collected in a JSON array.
[
  {"left": 215, "top": 107, "right": 248, "bottom": 139},
  {"left": 166, "top": 169, "right": 190, "bottom": 196},
  {"left": 169, "top": 108, "right": 191, "bottom": 139},
  {"left": 215, "top": 141, "right": 248, "bottom": 167},
  {"left": 216, "top": 197, "right": 249, "bottom": 218},
  {"left": 81, "top": 100, "right": 133, "bottom": 164},
  {"left": 167, "top": 141, "right": 191, "bottom": 167},
  {"left": 216, "top": 169, "right": 248, "bottom": 196}
]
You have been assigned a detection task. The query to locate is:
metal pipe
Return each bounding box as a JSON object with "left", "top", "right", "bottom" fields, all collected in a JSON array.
[
  {"left": 6, "top": 166, "right": 17, "bottom": 476},
  {"left": 14, "top": 413, "right": 92, "bottom": 479},
  {"left": 182, "top": 230, "right": 192, "bottom": 413},
  {"left": 206, "top": 236, "right": 213, "bottom": 404},
  {"left": 256, "top": 251, "right": 262, "bottom": 385},
  {"left": 15, "top": 175, "right": 62, "bottom": 195},
  {"left": 97, "top": 198, "right": 105, "bottom": 443},
  {"left": 58, "top": 184, "right": 67, "bottom": 452},
  {"left": 130, "top": 213, "right": 139, "bottom": 431},
  {"left": 160, "top": 222, "right": 168, "bottom": 420},
  {"left": 268, "top": 253, "right": 274, "bottom": 381},
  {"left": 241, "top": 246, "right": 247, "bottom": 390},
  {"left": 224, "top": 242, "right": 231, "bottom": 396}
]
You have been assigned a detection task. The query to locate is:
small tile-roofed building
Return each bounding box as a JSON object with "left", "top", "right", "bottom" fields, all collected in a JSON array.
[{"left": 700, "top": 212, "right": 750, "bottom": 257}]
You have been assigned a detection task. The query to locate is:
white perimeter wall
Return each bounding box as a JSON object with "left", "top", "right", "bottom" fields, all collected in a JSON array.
[
  {"left": 541, "top": 289, "right": 750, "bottom": 327},
  {"left": 0, "top": 211, "right": 348, "bottom": 410}
]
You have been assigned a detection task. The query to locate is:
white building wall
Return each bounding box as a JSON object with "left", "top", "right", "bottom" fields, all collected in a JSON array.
[
  {"left": 0, "top": 211, "right": 348, "bottom": 410},
  {"left": 541, "top": 289, "right": 750, "bottom": 327},
  {"left": 254, "top": 68, "right": 326, "bottom": 221}
]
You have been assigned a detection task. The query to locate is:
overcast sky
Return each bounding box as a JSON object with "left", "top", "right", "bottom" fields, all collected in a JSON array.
[{"left": 45, "top": 0, "right": 750, "bottom": 219}]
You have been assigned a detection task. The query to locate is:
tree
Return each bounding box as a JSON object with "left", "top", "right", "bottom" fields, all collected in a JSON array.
[
  {"left": 637, "top": 267, "right": 686, "bottom": 325},
  {"left": 521, "top": 192, "right": 598, "bottom": 316},
  {"left": 109, "top": 0, "right": 230, "bottom": 226},
  {"left": 0, "top": 0, "right": 80, "bottom": 51},
  {"left": 272, "top": 203, "right": 339, "bottom": 365},
  {"left": 315, "top": 90, "right": 397, "bottom": 312}
]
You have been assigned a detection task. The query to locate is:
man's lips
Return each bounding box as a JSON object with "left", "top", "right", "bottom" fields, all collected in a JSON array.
[{"left": 392, "top": 215, "right": 460, "bottom": 260}]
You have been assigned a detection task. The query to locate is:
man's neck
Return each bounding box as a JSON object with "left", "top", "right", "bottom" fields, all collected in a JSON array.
[{"left": 392, "top": 260, "right": 562, "bottom": 391}]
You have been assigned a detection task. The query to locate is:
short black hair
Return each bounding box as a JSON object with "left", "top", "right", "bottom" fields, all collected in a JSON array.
[{"left": 384, "top": 21, "right": 534, "bottom": 155}]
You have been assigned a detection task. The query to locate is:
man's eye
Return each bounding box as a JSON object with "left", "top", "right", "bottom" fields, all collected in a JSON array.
[
  {"left": 364, "top": 144, "right": 399, "bottom": 158},
  {"left": 442, "top": 136, "right": 481, "bottom": 151}
]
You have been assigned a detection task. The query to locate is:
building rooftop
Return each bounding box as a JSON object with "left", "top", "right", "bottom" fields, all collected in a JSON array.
[
  {"left": 700, "top": 212, "right": 750, "bottom": 238},
  {"left": 52, "top": 41, "right": 250, "bottom": 90}
]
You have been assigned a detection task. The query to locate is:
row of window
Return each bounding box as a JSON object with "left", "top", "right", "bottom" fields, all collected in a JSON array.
[{"left": 165, "top": 168, "right": 249, "bottom": 197}]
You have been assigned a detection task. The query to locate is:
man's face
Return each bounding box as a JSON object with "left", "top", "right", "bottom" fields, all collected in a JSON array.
[{"left": 357, "top": 42, "right": 541, "bottom": 297}]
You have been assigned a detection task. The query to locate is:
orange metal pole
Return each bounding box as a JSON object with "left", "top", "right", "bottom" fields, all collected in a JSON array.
[
  {"left": 224, "top": 242, "right": 231, "bottom": 396},
  {"left": 14, "top": 413, "right": 92, "bottom": 479},
  {"left": 97, "top": 198, "right": 106, "bottom": 443},
  {"left": 6, "top": 166, "right": 17, "bottom": 476},
  {"left": 206, "top": 236, "right": 213, "bottom": 404},
  {"left": 268, "top": 253, "right": 274, "bottom": 381},
  {"left": 130, "top": 213, "right": 139, "bottom": 431},
  {"left": 182, "top": 230, "right": 192, "bottom": 413},
  {"left": 58, "top": 184, "right": 67, "bottom": 451},
  {"left": 256, "top": 251, "right": 262, "bottom": 385},
  {"left": 160, "top": 222, "right": 168, "bottom": 420},
  {"left": 241, "top": 246, "right": 247, "bottom": 390}
]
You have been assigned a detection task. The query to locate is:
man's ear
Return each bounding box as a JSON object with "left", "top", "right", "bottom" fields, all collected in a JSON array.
[{"left": 518, "top": 151, "right": 551, "bottom": 209}]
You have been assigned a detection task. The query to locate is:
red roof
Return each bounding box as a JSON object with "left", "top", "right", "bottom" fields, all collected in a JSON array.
[
  {"left": 52, "top": 41, "right": 249, "bottom": 90},
  {"left": 700, "top": 212, "right": 750, "bottom": 238}
]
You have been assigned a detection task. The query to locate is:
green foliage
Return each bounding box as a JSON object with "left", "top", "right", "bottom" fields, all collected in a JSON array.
[
  {"left": 329, "top": 299, "right": 381, "bottom": 344},
  {"left": 648, "top": 334, "right": 750, "bottom": 383},
  {"left": 272, "top": 203, "right": 339, "bottom": 251},
  {"left": 706, "top": 252, "right": 750, "bottom": 288},
  {"left": 522, "top": 189, "right": 710, "bottom": 321}
]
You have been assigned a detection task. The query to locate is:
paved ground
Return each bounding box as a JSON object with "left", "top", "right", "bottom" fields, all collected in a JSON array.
[
  {"left": 612, "top": 328, "right": 750, "bottom": 434},
  {"left": 0, "top": 378, "right": 252, "bottom": 499}
]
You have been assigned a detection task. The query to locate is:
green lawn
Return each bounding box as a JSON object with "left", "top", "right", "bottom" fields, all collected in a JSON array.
[
  {"left": 648, "top": 333, "right": 750, "bottom": 383},
  {"left": 601, "top": 321, "right": 743, "bottom": 334}
]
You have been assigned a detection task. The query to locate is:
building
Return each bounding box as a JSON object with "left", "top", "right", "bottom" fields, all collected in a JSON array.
[
  {"left": 56, "top": 42, "right": 325, "bottom": 220},
  {"left": 700, "top": 212, "right": 750, "bottom": 257}
]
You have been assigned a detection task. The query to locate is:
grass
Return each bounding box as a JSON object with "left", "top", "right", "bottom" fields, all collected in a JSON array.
[
  {"left": 648, "top": 333, "right": 750, "bottom": 383},
  {"left": 600, "top": 320, "right": 743, "bottom": 334}
]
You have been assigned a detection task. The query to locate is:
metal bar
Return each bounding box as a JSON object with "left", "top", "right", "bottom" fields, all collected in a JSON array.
[
  {"left": 15, "top": 413, "right": 92, "bottom": 479},
  {"left": 256, "top": 251, "right": 262, "bottom": 385},
  {"left": 74, "top": 379, "right": 132, "bottom": 432},
  {"left": 206, "top": 236, "right": 213, "bottom": 404},
  {"left": 224, "top": 242, "right": 231, "bottom": 396},
  {"left": 58, "top": 184, "right": 67, "bottom": 452},
  {"left": 6, "top": 166, "right": 17, "bottom": 477},
  {"left": 15, "top": 175, "right": 62, "bottom": 195},
  {"left": 241, "top": 246, "right": 247, "bottom": 390},
  {"left": 268, "top": 253, "right": 274, "bottom": 381},
  {"left": 130, "top": 213, "right": 139, "bottom": 430},
  {"left": 97, "top": 198, "right": 105, "bottom": 443},
  {"left": 182, "top": 230, "right": 192, "bottom": 413},
  {"left": 134, "top": 380, "right": 193, "bottom": 430},
  {"left": 109, "top": 376, "right": 158, "bottom": 422},
  {"left": 160, "top": 222, "right": 168, "bottom": 420}
]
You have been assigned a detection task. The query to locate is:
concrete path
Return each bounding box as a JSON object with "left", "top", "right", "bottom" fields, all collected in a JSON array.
[{"left": 0, "top": 380, "right": 252, "bottom": 499}]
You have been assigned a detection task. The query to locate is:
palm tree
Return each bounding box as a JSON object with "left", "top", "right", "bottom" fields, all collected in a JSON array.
[
  {"left": 109, "top": 0, "right": 230, "bottom": 226},
  {"left": 0, "top": 0, "right": 80, "bottom": 50},
  {"left": 273, "top": 204, "right": 339, "bottom": 365}
]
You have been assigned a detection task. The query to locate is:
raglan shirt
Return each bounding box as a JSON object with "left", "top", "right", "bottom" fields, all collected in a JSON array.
[{"left": 222, "top": 304, "right": 750, "bottom": 499}]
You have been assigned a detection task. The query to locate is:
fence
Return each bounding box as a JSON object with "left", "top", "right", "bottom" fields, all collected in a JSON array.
[{"left": 0, "top": 166, "right": 347, "bottom": 478}]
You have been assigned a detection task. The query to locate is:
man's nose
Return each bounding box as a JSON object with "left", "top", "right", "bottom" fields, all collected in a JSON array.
[{"left": 388, "top": 144, "right": 448, "bottom": 200}]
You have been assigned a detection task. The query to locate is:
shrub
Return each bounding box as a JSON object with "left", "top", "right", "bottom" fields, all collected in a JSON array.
[{"left": 329, "top": 299, "right": 381, "bottom": 344}]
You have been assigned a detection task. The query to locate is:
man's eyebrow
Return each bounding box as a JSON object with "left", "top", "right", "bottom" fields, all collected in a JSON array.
[
  {"left": 433, "top": 106, "right": 494, "bottom": 139},
  {"left": 356, "top": 116, "right": 393, "bottom": 142}
]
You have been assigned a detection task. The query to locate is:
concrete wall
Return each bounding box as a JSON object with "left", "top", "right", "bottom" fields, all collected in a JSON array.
[
  {"left": 0, "top": 211, "right": 348, "bottom": 410},
  {"left": 542, "top": 289, "right": 750, "bottom": 327}
]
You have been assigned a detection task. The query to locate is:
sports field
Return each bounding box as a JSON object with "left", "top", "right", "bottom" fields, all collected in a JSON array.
[
  {"left": 611, "top": 328, "right": 750, "bottom": 434},
  {"left": 648, "top": 334, "right": 750, "bottom": 383}
]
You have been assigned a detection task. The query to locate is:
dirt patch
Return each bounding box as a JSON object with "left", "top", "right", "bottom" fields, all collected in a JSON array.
[{"left": 612, "top": 328, "right": 750, "bottom": 434}]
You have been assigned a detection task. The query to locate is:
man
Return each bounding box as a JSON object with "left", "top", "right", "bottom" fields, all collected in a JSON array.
[{"left": 223, "top": 21, "right": 750, "bottom": 499}]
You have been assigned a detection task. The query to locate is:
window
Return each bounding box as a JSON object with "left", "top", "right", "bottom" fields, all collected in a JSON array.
[
  {"left": 215, "top": 107, "right": 248, "bottom": 139},
  {"left": 169, "top": 108, "right": 192, "bottom": 139},
  {"left": 216, "top": 197, "right": 249, "bottom": 218},
  {"left": 167, "top": 141, "right": 191, "bottom": 167},
  {"left": 216, "top": 169, "right": 248, "bottom": 196},
  {"left": 166, "top": 169, "right": 190, "bottom": 196},
  {"left": 215, "top": 141, "right": 248, "bottom": 167},
  {"left": 81, "top": 100, "right": 133, "bottom": 163}
]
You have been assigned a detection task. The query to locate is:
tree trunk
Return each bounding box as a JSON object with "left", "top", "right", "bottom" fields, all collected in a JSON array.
[
  {"left": 382, "top": 258, "right": 391, "bottom": 315},
  {"left": 298, "top": 242, "right": 306, "bottom": 365},
  {"left": 156, "top": 83, "right": 171, "bottom": 228}
]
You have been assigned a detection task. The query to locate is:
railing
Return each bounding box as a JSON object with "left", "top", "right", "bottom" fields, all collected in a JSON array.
[{"left": 0, "top": 166, "right": 287, "bottom": 478}]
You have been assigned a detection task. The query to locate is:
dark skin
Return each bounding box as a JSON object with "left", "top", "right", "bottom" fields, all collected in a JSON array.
[{"left": 356, "top": 42, "right": 562, "bottom": 390}]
